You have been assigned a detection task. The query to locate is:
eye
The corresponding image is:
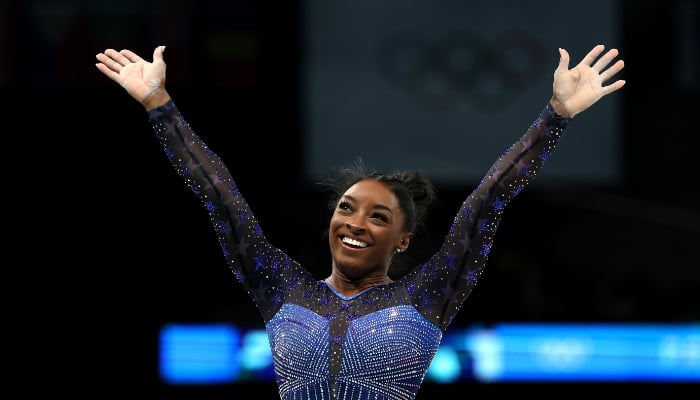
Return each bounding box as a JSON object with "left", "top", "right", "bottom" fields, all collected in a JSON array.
[
  {"left": 337, "top": 201, "right": 352, "bottom": 212},
  {"left": 370, "top": 212, "right": 389, "bottom": 222}
]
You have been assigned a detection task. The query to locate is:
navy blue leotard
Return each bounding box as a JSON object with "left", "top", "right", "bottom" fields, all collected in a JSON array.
[{"left": 148, "top": 101, "right": 569, "bottom": 399}]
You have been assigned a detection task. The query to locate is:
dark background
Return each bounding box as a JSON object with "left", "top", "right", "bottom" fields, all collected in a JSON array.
[{"left": 7, "top": 0, "right": 698, "bottom": 397}]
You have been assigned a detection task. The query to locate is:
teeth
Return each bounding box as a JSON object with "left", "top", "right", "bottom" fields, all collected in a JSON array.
[{"left": 342, "top": 237, "right": 368, "bottom": 248}]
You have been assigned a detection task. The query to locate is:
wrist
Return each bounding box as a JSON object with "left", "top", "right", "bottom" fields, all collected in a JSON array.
[
  {"left": 549, "top": 97, "right": 574, "bottom": 118},
  {"left": 143, "top": 90, "right": 171, "bottom": 111}
]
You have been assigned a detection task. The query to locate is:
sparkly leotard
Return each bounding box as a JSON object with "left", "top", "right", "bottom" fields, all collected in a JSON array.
[{"left": 149, "top": 101, "right": 569, "bottom": 400}]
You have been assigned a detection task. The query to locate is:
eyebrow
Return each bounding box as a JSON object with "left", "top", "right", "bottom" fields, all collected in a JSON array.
[{"left": 341, "top": 194, "right": 394, "bottom": 214}]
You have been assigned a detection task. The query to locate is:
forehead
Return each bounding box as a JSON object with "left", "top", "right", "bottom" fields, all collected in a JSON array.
[{"left": 343, "top": 179, "right": 398, "bottom": 207}]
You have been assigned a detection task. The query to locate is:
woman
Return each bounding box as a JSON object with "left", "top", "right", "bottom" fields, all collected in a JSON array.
[{"left": 95, "top": 43, "right": 625, "bottom": 400}]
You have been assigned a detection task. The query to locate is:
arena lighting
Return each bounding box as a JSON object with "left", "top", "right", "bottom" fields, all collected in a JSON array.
[
  {"left": 159, "top": 324, "right": 243, "bottom": 384},
  {"left": 464, "top": 324, "right": 700, "bottom": 382},
  {"left": 159, "top": 323, "right": 700, "bottom": 384}
]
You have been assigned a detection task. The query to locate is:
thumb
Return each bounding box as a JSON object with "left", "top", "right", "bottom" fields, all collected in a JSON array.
[
  {"left": 555, "top": 47, "right": 570, "bottom": 74},
  {"left": 153, "top": 45, "right": 166, "bottom": 63}
]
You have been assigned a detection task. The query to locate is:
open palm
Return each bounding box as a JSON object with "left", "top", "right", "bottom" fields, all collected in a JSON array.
[
  {"left": 552, "top": 45, "right": 625, "bottom": 117},
  {"left": 95, "top": 46, "right": 167, "bottom": 108}
]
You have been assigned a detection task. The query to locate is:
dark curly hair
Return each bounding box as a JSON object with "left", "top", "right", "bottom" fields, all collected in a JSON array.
[{"left": 318, "top": 158, "right": 439, "bottom": 279}]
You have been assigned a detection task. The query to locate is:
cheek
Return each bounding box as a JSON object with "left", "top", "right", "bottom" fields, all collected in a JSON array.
[
  {"left": 327, "top": 217, "right": 342, "bottom": 247},
  {"left": 328, "top": 214, "right": 343, "bottom": 233},
  {"left": 381, "top": 230, "right": 406, "bottom": 249},
  {"left": 377, "top": 232, "right": 398, "bottom": 249}
]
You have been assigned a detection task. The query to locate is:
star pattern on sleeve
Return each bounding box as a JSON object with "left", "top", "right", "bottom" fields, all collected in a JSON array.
[
  {"left": 492, "top": 196, "right": 507, "bottom": 212},
  {"left": 479, "top": 242, "right": 492, "bottom": 257}
]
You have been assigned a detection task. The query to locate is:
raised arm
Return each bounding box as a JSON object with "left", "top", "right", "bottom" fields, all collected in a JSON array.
[
  {"left": 410, "top": 44, "right": 625, "bottom": 330},
  {"left": 95, "top": 45, "right": 304, "bottom": 321}
]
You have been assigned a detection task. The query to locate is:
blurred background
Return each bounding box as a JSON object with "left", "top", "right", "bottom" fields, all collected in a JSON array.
[{"left": 6, "top": 0, "right": 698, "bottom": 397}]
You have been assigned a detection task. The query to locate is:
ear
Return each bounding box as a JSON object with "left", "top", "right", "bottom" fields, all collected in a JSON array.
[{"left": 399, "top": 232, "right": 413, "bottom": 252}]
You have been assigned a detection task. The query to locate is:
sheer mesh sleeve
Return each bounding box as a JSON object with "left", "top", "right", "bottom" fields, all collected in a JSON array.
[
  {"left": 405, "top": 103, "right": 571, "bottom": 330},
  {"left": 147, "top": 100, "right": 305, "bottom": 320}
]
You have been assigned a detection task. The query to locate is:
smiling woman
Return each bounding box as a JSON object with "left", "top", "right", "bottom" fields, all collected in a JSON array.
[
  {"left": 319, "top": 160, "right": 437, "bottom": 290},
  {"left": 95, "top": 40, "right": 625, "bottom": 399}
]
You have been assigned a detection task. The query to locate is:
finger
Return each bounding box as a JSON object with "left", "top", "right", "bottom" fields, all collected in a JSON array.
[
  {"left": 119, "top": 49, "right": 146, "bottom": 64},
  {"left": 578, "top": 44, "right": 605, "bottom": 68},
  {"left": 94, "top": 49, "right": 111, "bottom": 64},
  {"left": 599, "top": 59, "right": 625, "bottom": 83},
  {"left": 95, "top": 52, "right": 109, "bottom": 65},
  {"left": 95, "top": 52, "right": 122, "bottom": 73},
  {"left": 591, "top": 48, "right": 620, "bottom": 73},
  {"left": 101, "top": 48, "right": 133, "bottom": 67},
  {"left": 601, "top": 79, "right": 626, "bottom": 96},
  {"left": 95, "top": 62, "right": 121, "bottom": 82}
]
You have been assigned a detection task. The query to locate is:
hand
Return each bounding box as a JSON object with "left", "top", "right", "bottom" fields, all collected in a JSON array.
[
  {"left": 95, "top": 46, "right": 171, "bottom": 111},
  {"left": 549, "top": 44, "right": 625, "bottom": 118}
]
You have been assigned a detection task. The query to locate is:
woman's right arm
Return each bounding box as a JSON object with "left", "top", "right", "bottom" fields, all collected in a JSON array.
[
  {"left": 147, "top": 100, "right": 295, "bottom": 312},
  {"left": 96, "top": 46, "right": 302, "bottom": 317}
]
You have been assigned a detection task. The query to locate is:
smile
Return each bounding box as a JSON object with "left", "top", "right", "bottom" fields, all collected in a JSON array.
[{"left": 342, "top": 236, "right": 369, "bottom": 248}]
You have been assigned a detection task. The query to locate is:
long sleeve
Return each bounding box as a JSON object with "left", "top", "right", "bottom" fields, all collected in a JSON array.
[
  {"left": 147, "top": 100, "right": 307, "bottom": 320},
  {"left": 406, "top": 103, "right": 571, "bottom": 330}
]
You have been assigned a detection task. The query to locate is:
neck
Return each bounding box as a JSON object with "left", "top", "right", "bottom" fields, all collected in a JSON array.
[{"left": 324, "top": 273, "right": 393, "bottom": 297}]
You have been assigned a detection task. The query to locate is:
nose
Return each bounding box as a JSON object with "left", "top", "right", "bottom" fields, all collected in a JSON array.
[{"left": 346, "top": 221, "right": 364, "bottom": 231}]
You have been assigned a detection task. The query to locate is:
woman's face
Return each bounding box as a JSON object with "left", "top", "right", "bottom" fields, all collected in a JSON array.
[{"left": 328, "top": 179, "right": 410, "bottom": 279}]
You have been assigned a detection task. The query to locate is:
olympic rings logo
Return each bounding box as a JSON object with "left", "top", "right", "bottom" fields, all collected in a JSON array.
[{"left": 377, "top": 30, "right": 548, "bottom": 111}]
